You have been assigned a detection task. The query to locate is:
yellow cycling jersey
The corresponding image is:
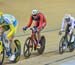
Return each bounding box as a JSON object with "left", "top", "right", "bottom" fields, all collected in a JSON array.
[{"left": 2, "top": 14, "right": 18, "bottom": 38}]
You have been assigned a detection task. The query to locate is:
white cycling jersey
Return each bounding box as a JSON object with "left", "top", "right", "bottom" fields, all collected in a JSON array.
[{"left": 61, "top": 16, "right": 75, "bottom": 32}]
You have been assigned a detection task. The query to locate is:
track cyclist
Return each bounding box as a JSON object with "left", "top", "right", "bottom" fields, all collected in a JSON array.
[
  {"left": 59, "top": 14, "right": 75, "bottom": 48},
  {"left": 0, "top": 11, "right": 18, "bottom": 61},
  {"left": 23, "top": 9, "right": 47, "bottom": 48}
]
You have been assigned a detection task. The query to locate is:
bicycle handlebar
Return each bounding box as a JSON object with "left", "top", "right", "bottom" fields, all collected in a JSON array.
[
  {"left": 23, "top": 27, "right": 37, "bottom": 34},
  {"left": 59, "top": 29, "right": 69, "bottom": 36},
  {"left": 23, "top": 28, "right": 34, "bottom": 33},
  {"left": 30, "top": 28, "right": 33, "bottom": 31}
]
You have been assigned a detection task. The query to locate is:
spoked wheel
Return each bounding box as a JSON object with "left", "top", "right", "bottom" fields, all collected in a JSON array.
[
  {"left": 11, "top": 39, "right": 21, "bottom": 63},
  {"left": 0, "top": 49, "right": 4, "bottom": 65},
  {"left": 23, "top": 37, "right": 33, "bottom": 58},
  {"left": 68, "top": 42, "right": 74, "bottom": 52},
  {"left": 37, "top": 36, "right": 46, "bottom": 54},
  {"left": 0, "top": 41, "right": 4, "bottom": 65},
  {"left": 59, "top": 36, "right": 67, "bottom": 54}
]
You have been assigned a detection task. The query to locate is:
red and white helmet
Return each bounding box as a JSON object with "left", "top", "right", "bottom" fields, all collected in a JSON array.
[{"left": 32, "top": 9, "right": 39, "bottom": 15}]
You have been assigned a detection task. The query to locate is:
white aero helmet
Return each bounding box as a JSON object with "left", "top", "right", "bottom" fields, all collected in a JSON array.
[
  {"left": 32, "top": 9, "right": 39, "bottom": 15},
  {"left": 64, "top": 14, "right": 71, "bottom": 21}
]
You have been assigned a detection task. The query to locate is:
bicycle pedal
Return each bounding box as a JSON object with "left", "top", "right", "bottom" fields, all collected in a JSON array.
[{"left": 36, "top": 44, "right": 41, "bottom": 49}]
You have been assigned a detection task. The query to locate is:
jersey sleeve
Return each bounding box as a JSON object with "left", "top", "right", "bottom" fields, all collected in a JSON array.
[
  {"left": 27, "top": 16, "right": 33, "bottom": 27},
  {"left": 69, "top": 17, "right": 75, "bottom": 34},
  {"left": 38, "top": 14, "right": 43, "bottom": 30},
  {"left": 60, "top": 18, "right": 65, "bottom": 31},
  {"left": 7, "top": 24, "right": 15, "bottom": 38},
  {"left": 42, "top": 16, "right": 47, "bottom": 27},
  {"left": 71, "top": 17, "right": 75, "bottom": 29}
]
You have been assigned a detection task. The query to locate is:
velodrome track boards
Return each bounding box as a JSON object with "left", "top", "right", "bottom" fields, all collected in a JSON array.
[{"left": 0, "top": 0, "right": 75, "bottom": 65}]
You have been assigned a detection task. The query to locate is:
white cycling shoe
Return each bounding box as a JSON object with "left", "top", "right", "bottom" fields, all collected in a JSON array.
[
  {"left": 9, "top": 54, "right": 15, "bottom": 61},
  {"left": 37, "top": 44, "right": 41, "bottom": 49}
]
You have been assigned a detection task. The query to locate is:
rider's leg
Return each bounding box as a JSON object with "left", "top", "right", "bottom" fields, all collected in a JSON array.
[
  {"left": 8, "top": 35, "right": 16, "bottom": 61},
  {"left": 37, "top": 31, "right": 41, "bottom": 44},
  {"left": 70, "top": 33, "right": 74, "bottom": 43},
  {"left": 9, "top": 35, "right": 15, "bottom": 52},
  {"left": 3, "top": 33, "right": 11, "bottom": 57},
  {"left": 0, "top": 27, "right": 11, "bottom": 57},
  {"left": 9, "top": 35, "right": 14, "bottom": 45},
  {"left": 37, "top": 27, "right": 44, "bottom": 44},
  {"left": 36, "top": 30, "right": 41, "bottom": 48},
  {"left": 9, "top": 24, "right": 18, "bottom": 61}
]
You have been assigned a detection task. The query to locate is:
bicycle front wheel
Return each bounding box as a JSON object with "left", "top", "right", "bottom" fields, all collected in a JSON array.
[
  {"left": 59, "top": 36, "right": 67, "bottom": 54},
  {"left": 23, "top": 37, "right": 33, "bottom": 58},
  {"left": 11, "top": 39, "right": 21, "bottom": 63}
]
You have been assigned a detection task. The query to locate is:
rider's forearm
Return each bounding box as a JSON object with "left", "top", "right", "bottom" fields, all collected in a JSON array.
[
  {"left": 60, "top": 20, "right": 65, "bottom": 31},
  {"left": 27, "top": 16, "right": 33, "bottom": 28},
  {"left": 7, "top": 24, "right": 15, "bottom": 38}
]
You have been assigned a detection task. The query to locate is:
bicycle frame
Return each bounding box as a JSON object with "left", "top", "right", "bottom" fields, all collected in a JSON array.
[{"left": 30, "top": 28, "right": 37, "bottom": 46}]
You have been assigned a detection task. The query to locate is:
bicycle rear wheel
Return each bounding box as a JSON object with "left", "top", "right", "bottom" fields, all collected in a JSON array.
[
  {"left": 37, "top": 36, "right": 46, "bottom": 54},
  {"left": 0, "top": 42, "right": 4, "bottom": 65},
  {"left": 68, "top": 42, "right": 74, "bottom": 52},
  {"left": 23, "top": 37, "right": 33, "bottom": 58}
]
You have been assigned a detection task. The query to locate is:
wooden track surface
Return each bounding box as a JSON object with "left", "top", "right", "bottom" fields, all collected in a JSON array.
[{"left": 0, "top": 0, "right": 75, "bottom": 65}]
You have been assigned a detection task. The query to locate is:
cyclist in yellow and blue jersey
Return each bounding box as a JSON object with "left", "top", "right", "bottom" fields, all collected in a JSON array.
[{"left": 0, "top": 12, "right": 18, "bottom": 61}]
